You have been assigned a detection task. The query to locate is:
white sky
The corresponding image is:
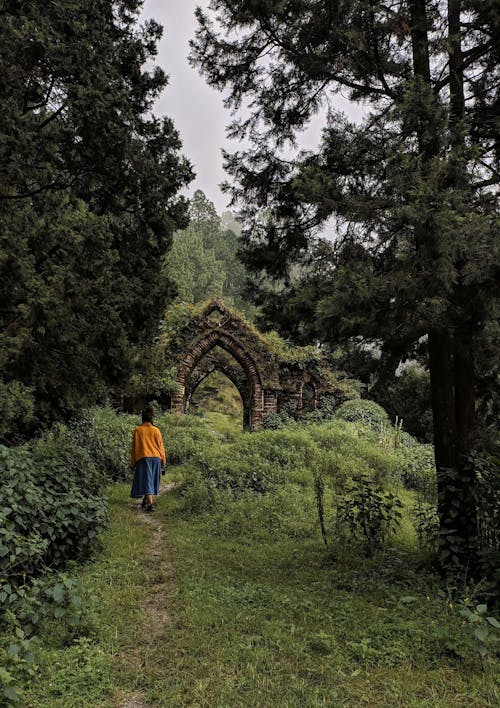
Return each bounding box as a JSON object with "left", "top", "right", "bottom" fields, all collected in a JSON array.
[{"left": 141, "top": 1, "right": 362, "bottom": 214}]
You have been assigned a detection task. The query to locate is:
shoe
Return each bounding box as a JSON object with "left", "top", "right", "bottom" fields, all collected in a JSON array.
[
  {"left": 144, "top": 505, "right": 155, "bottom": 513},
  {"left": 141, "top": 496, "right": 147, "bottom": 508}
]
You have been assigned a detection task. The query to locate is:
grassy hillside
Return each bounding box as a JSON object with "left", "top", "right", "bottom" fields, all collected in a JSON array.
[{"left": 11, "top": 409, "right": 498, "bottom": 706}]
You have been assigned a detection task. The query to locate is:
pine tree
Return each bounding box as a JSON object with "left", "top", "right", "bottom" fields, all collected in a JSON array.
[
  {"left": 0, "top": 0, "right": 193, "bottom": 429},
  {"left": 191, "top": 0, "right": 499, "bottom": 567}
]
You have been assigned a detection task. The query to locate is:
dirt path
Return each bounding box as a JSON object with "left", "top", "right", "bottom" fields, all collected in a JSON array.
[{"left": 115, "top": 483, "right": 177, "bottom": 708}]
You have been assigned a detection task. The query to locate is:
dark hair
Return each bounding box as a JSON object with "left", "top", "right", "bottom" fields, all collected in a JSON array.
[{"left": 141, "top": 406, "right": 155, "bottom": 423}]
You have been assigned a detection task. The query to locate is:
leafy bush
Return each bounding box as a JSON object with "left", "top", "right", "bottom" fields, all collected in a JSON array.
[
  {"left": 193, "top": 445, "right": 283, "bottom": 494},
  {"left": 69, "top": 407, "right": 134, "bottom": 481},
  {"left": 397, "top": 444, "right": 436, "bottom": 492},
  {"left": 471, "top": 451, "right": 500, "bottom": 583},
  {"left": 302, "top": 394, "right": 338, "bottom": 423},
  {"left": 230, "top": 429, "right": 318, "bottom": 482},
  {"left": 335, "top": 399, "right": 390, "bottom": 430},
  {"left": 156, "top": 412, "right": 217, "bottom": 465},
  {"left": 262, "top": 402, "right": 296, "bottom": 430},
  {"left": 261, "top": 410, "right": 288, "bottom": 430},
  {"left": 334, "top": 473, "right": 403, "bottom": 555},
  {"left": 0, "top": 440, "right": 107, "bottom": 623},
  {"left": 0, "top": 380, "right": 35, "bottom": 444},
  {"left": 307, "top": 422, "right": 400, "bottom": 486},
  {"left": 178, "top": 427, "right": 320, "bottom": 513}
]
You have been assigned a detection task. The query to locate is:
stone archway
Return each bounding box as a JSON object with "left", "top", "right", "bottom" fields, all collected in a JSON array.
[
  {"left": 161, "top": 299, "right": 353, "bottom": 430},
  {"left": 184, "top": 348, "right": 251, "bottom": 428},
  {"left": 171, "top": 330, "right": 265, "bottom": 429}
]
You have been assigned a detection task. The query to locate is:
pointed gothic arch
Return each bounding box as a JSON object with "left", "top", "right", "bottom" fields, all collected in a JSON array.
[
  {"left": 183, "top": 346, "right": 252, "bottom": 428},
  {"left": 161, "top": 299, "right": 351, "bottom": 430}
]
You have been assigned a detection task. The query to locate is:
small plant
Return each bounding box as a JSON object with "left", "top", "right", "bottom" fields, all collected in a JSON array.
[
  {"left": 261, "top": 411, "right": 287, "bottom": 430},
  {"left": 314, "top": 473, "right": 327, "bottom": 546},
  {"left": 412, "top": 497, "right": 439, "bottom": 552},
  {"left": 458, "top": 601, "right": 500, "bottom": 661},
  {"left": 334, "top": 473, "right": 403, "bottom": 555}
]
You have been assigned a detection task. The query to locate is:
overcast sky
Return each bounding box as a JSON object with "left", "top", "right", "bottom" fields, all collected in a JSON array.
[{"left": 141, "top": 1, "right": 361, "bottom": 214}]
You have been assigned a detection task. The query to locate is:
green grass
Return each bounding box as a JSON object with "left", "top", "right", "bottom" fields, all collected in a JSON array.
[
  {"left": 20, "top": 414, "right": 500, "bottom": 707},
  {"left": 200, "top": 409, "right": 243, "bottom": 437},
  {"left": 23, "top": 485, "right": 151, "bottom": 708},
  {"left": 131, "top": 495, "right": 497, "bottom": 707}
]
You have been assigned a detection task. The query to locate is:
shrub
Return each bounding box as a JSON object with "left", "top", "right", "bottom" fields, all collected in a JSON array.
[
  {"left": 0, "top": 380, "right": 35, "bottom": 444},
  {"left": 334, "top": 472, "right": 403, "bottom": 555},
  {"left": 231, "top": 429, "right": 318, "bottom": 482},
  {"left": 156, "top": 412, "right": 217, "bottom": 465},
  {"left": 261, "top": 410, "right": 288, "bottom": 430},
  {"left": 68, "top": 407, "right": 134, "bottom": 482},
  {"left": 307, "top": 422, "right": 399, "bottom": 486},
  {"left": 193, "top": 445, "right": 283, "bottom": 494},
  {"left": 335, "top": 399, "right": 390, "bottom": 430},
  {"left": 0, "top": 441, "right": 107, "bottom": 621},
  {"left": 302, "top": 394, "right": 338, "bottom": 423},
  {"left": 397, "top": 444, "right": 436, "bottom": 492},
  {"left": 471, "top": 451, "right": 500, "bottom": 582}
]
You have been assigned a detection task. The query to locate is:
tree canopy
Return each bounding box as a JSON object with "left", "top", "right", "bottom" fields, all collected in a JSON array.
[
  {"left": 164, "top": 190, "right": 256, "bottom": 317},
  {"left": 192, "top": 0, "right": 499, "bottom": 567},
  {"left": 0, "top": 0, "right": 193, "bottom": 434}
]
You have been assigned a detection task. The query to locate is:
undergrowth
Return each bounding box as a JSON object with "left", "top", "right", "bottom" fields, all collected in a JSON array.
[{"left": 4, "top": 407, "right": 499, "bottom": 706}]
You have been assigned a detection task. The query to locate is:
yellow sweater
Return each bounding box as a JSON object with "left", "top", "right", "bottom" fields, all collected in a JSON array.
[{"left": 130, "top": 422, "right": 166, "bottom": 465}]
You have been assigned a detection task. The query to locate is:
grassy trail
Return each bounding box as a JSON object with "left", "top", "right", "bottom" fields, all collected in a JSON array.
[{"left": 26, "top": 478, "right": 498, "bottom": 707}]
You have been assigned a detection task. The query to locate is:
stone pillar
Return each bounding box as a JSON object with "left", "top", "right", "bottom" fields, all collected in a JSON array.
[{"left": 170, "top": 380, "right": 185, "bottom": 415}]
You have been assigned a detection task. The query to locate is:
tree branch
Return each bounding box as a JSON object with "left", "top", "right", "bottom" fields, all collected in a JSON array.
[
  {"left": 368, "top": 0, "right": 398, "bottom": 100},
  {"left": 38, "top": 103, "right": 67, "bottom": 130},
  {"left": 434, "top": 40, "right": 494, "bottom": 92}
]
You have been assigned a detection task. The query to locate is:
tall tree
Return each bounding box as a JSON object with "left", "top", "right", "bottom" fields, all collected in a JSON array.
[
  {"left": 192, "top": 1, "right": 499, "bottom": 567},
  {"left": 164, "top": 190, "right": 255, "bottom": 316},
  {"left": 0, "top": 0, "right": 193, "bottom": 429}
]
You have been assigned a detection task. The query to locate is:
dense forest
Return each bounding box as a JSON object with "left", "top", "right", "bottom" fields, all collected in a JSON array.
[{"left": 0, "top": 1, "right": 498, "bottom": 705}]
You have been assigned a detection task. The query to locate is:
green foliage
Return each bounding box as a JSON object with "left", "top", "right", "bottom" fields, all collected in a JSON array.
[
  {"left": 0, "top": 430, "right": 107, "bottom": 633},
  {"left": 12, "top": 413, "right": 500, "bottom": 705},
  {"left": 376, "top": 364, "right": 434, "bottom": 443},
  {"left": 0, "top": 432, "right": 106, "bottom": 703},
  {"left": 301, "top": 393, "right": 337, "bottom": 423},
  {"left": 334, "top": 473, "right": 403, "bottom": 555},
  {"left": 192, "top": 0, "right": 499, "bottom": 572},
  {"left": 0, "top": 617, "right": 40, "bottom": 705},
  {"left": 397, "top": 443, "right": 436, "bottom": 492},
  {"left": 155, "top": 412, "right": 217, "bottom": 466},
  {"left": 412, "top": 498, "right": 440, "bottom": 554},
  {"left": 0, "top": 0, "right": 192, "bottom": 430},
  {"left": 458, "top": 602, "right": 500, "bottom": 661},
  {"left": 261, "top": 409, "right": 292, "bottom": 430},
  {"left": 0, "top": 380, "right": 35, "bottom": 444},
  {"left": 313, "top": 469, "right": 327, "bottom": 546},
  {"left": 164, "top": 191, "right": 255, "bottom": 318},
  {"left": 68, "top": 407, "right": 134, "bottom": 482},
  {"left": 335, "top": 399, "right": 390, "bottom": 431}
]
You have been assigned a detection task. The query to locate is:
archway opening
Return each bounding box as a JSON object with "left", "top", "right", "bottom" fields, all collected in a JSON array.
[
  {"left": 185, "top": 345, "right": 251, "bottom": 431},
  {"left": 302, "top": 382, "right": 316, "bottom": 413}
]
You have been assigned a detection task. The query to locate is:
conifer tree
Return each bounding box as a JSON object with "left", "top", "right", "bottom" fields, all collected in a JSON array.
[
  {"left": 0, "top": 0, "right": 193, "bottom": 428},
  {"left": 192, "top": 0, "right": 499, "bottom": 567}
]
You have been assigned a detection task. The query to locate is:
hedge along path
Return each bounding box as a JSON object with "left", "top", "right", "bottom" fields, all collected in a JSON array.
[{"left": 115, "top": 482, "right": 177, "bottom": 708}]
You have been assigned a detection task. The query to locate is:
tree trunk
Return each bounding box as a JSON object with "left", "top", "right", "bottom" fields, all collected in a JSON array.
[
  {"left": 409, "top": 0, "right": 478, "bottom": 568},
  {"left": 428, "top": 330, "right": 458, "bottom": 472}
]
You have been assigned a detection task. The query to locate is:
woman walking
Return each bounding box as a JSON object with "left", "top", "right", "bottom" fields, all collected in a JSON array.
[{"left": 130, "top": 406, "right": 166, "bottom": 513}]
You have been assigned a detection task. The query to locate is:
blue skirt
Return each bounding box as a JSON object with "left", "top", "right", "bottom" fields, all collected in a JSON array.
[{"left": 130, "top": 457, "right": 161, "bottom": 498}]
